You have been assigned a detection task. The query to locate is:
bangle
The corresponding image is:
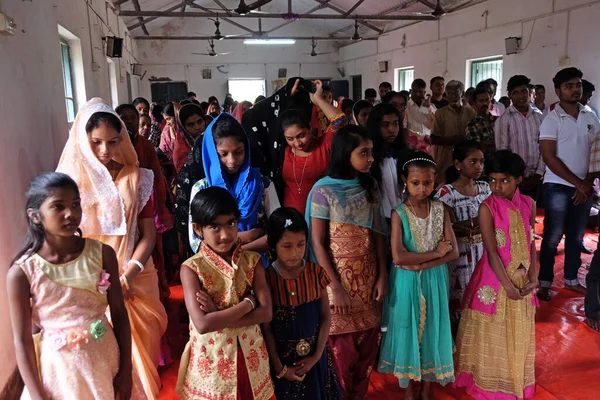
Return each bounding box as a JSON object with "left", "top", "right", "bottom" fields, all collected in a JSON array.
[
  {"left": 276, "top": 365, "right": 288, "bottom": 379},
  {"left": 127, "top": 259, "right": 145, "bottom": 272},
  {"left": 120, "top": 275, "right": 130, "bottom": 291},
  {"left": 244, "top": 297, "right": 255, "bottom": 310},
  {"left": 470, "top": 218, "right": 474, "bottom": 229}
]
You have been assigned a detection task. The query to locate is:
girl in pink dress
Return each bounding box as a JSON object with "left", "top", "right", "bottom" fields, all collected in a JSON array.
[
  {"left": 7, "top": 173, "right": 141, "bottom": 399},
  {"left": 454, "top": 150, "right": 539, "bottom": 399}
]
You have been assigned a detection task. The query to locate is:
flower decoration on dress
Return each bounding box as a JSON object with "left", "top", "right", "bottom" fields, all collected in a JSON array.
[
  {"left": 477, "top": 285, "right": 497, "bottom": 305},
  {"left": 97, "top": 270, "right": 111, "bottom": 294},
  {"left": 48, "top": 330, "right": 68, "bottom": 350},
  {"left": 68, "top": 330, "right": 89, "bottom": 346},
  {"left": 284, "top": 219, "right": 292, "bottom": 228},
  {"left": 90, "top": 320, "right": 107, "bottom": 340},
  {"left": 494, "top": 228, "right": 507, "bottom": 248}
]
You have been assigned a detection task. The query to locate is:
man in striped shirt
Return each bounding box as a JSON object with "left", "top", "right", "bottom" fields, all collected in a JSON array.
[{"left": 494, "top": 75, "right": 545, "bottom": 200}]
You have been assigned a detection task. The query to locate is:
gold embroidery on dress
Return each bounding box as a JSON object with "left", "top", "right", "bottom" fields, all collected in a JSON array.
[
  {"left": 477, "top": 285, "right": 497, "bottom": 305},
  {"left": 495, "top": 228, "right": 507, "bottom": 248},
  {"left": 418, "top": 293, "right": 426, "bottom": 344},
  {"left": 506, "top": 208, "right": 530, "bottom": 277}
]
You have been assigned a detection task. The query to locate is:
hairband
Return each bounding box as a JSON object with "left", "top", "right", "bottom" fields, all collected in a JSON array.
[
  {"left": 284, "top": 219, "right": 292, "bottom": 228},
  {"left": 402, "top": 158, "right": 437, "bottom": 170}
]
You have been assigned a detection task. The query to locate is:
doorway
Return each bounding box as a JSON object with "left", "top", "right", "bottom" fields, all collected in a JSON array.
[{"left": 351, "top": 75, "right": 362, "bottom": 101}]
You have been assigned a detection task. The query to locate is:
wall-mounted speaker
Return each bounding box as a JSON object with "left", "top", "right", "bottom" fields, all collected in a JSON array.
[
  {"left": 105, "top": 36, "right": 123, "bottom": 58},
  {"left": 278, "top": 68, "right": 287, "bottom": 78},
  {"left": 202, "top": 68, "right": 212, "bottom": 79},
  {"left": 379, "top": 61, "right": 388, "bottom": 73},
  {"left": 132, "top": 64, "right": 143, "bottom": 76},
  {"left": 505, "top": 37, "right": 521, "bottom": 55}
]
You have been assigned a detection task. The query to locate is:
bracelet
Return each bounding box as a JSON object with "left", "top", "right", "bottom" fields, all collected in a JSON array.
[
  {"left": 276, "top": 365, "right": 288, "bottom": 379},
  {"left": 244, "top": 297, "right": 256, "bottom": 310},
  {"left": 120, "top": 275, "right": 130, "bottom": 291},
  {"left": 127, "top": 259, "right": 145, "bottom": 272},
  {"left": 470, "top": 218, "right": 474, "bottom": 229}
]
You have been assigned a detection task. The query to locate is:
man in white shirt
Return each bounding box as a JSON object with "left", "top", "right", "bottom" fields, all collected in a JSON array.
[
  {"left": 538, "top": 67, "right": 600, "bottom": 301},
  {"left": 534, "top": 84, "right": 549, "bottom": 117},
  {"left": 406, "top": 78, "right": 436, "bottom": 140}
]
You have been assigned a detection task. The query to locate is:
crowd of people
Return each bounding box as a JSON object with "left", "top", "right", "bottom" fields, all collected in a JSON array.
[{"left": 6, "top": 66, "right": 600, "bottom": 400}]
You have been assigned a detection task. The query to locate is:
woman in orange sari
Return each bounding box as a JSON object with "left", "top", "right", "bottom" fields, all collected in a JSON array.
[{"left": 56, "top": 98, "right": 168, "bottom": 400}]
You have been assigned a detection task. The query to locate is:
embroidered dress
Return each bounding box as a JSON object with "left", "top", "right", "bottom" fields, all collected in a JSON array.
[
  {"left": 18, "top": 239, "right": 144, "bottom": 400},
  {"left": 265, "top": 262, "right": 340, "bottom": 400},
  {"left": 306, "top": 177, "right": 386, "bottom": 399},
  {"left": 176, "top": 242, "right": 275, "bottom": 400},
  {"left": 454, "top": 191, "right": 538, "bottom": 400},
  {"left": 57, "top": 99, "right": 168, "bottom": 399},
  {"left": 435, "top": 182, "right": 491, "bottom": 326},
  {"left": 378, "top": 202, "right": 455, "bottom": 388}
]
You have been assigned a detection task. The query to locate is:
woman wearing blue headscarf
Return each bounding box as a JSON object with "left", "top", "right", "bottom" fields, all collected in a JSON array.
[{"left": 186, "top": 113, "right": 280, "bottom": 254}]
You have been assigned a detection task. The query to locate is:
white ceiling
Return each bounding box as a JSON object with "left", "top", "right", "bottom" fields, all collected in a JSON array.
[{"left": 119, "top": 0, "right": 475, "bottom": 40}]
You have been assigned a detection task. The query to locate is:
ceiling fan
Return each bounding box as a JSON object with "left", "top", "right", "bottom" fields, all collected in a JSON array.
[
  {"left": 192, "top": 39, "right": 232, "bottom": 57},
  {"left": 187, "top": 0, "right": 272, "bottom": 15},
  {"left": 200, "top": 18, "right": 247, "bottom": 40},
  {"left": 304, "top": 39, "right": 335, "bottom": 57},
  {"left": 351, "top": 21, "right": 362, "bottom": 41},
  {"left": 392, "top": 0, "right": 472, "bottom": 18}
]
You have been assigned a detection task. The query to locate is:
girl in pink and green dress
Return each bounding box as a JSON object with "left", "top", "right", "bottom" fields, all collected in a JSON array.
[{"left": 454, "top": 150, "right": 539, "bottom": 399}]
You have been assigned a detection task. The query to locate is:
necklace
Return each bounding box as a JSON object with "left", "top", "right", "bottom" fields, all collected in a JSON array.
[
  {"left": 292, "top": 149, "right": 309, "bottom": 194},
  {"left": 407, "top": 198, "right": 430, "bottom": 220}
]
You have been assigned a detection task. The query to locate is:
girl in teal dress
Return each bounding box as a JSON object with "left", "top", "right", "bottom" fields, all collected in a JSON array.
[{"left": 378, "top": 151, "right": 459, "bottom": 400}]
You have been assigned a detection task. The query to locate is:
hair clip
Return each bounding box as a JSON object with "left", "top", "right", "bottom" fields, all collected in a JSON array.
[
  {"left": 284, "top": 219, "right": 292, "bottom": 228},
  {"left": 402, "top": 157, "right": 437, "bottom": 170}
]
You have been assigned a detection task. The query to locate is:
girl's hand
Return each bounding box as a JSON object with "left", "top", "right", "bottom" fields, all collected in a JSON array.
[
  {"left": 120, "top": 279, "right": 135, "bottom": 302},
  {"left": 373, "top": 274, "right": 388, "bottom": 302},
  {"left": 399, "top": 264, "right": 422, "bottom": 271},
  {"left": 290, "top": 79, "right": 301, "bottom": 96},
  {"left": 505, "top": 285, "right": 524, "bottom": 300},
  {"left": 330, "top": 283, "right": 351, "bottom": 314},
  {"left": 294, "top": 355, "right": 318, "bottom": 376},
  {"left": 520, "top": 278, "right": 539, "bottom": 297},
  {"left": 196, "top": 290, "right": 217, "bottom": 313},
  {"left": 434, "top": 239, "right": 452, "bottom": 257},
  {"left": 309, "top": 80, "right": 324, "bottom": 103},
  {"left": 283, "top": 365, "right": 306, "bottom": 382},
  {"left": 238, "top": 228, "right": 263, "bottom": 245},
  {"left": 113, "top": 369, "right": 133, "bottom": 400}
]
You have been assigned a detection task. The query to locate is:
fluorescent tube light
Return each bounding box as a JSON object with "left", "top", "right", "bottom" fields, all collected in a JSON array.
[{"left": 243, "top": 39, "right": 296, "bottom": 45}]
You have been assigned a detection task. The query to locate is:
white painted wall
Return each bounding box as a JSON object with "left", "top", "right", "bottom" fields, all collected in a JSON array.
[
  {"left": 137, "top": 18, "right": 341, "bottom": 102},
  {"left": 0, "top": 0, "right": 138, "bottom": 389},
  {"left": 339, "top": 0, "right": 600, "bottom": 111}
]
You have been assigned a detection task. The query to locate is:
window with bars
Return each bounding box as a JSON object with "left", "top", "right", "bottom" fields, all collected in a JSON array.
[
  {"left": 470, "top": 57, "right": 503, "bottom": 99},
  {"left": 395, "top": 67, "right": 415, "bottom": 92},
  {"left": 60, "top": 41, "right": 76, "bottom": 123}
]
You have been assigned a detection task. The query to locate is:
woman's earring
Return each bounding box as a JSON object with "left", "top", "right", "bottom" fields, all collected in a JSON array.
[{"left": 402, "top": 185, "right": 406, "bottom": 194}]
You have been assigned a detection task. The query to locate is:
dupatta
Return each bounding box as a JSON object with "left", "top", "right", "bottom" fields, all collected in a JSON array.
[
  {"left": 305, "top": 176, "right": 387, "bottom": 262},
  {"left": 202, "top": 113, "right": 264, "bottom": 232},
  {"left": 56, "top": 98, "right": 140, "bottom": 237}
]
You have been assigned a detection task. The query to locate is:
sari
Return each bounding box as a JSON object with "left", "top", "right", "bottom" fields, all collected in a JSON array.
[
  {"left": 56, "top": 98, "right": 168, "bottom": 400},
  {"left": 232, "top": 101, "right": 252, "bottom": 123},
  {"left": 305, "top": 176, "right": 386, "bottom": 399}
]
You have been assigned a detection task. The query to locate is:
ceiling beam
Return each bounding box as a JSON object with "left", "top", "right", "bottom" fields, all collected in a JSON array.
[
  {"left": 418, "top": 0, "right": 438, "bottom": 9},
  {"left": 114, "top": 0, "right": 130, "bottom": 5},
  {"left": 127, "top": 2, "right": 183, "bottom": 31},
  {"left": 131, "top": 0, "right": 150, "bottom": 35},
  {"left": 313, "top": 0, "right": 383, "bottom": 34},
  {"left": 266, "top": 1, "right": 329, "bottom": 34},
  {"left": 119, "top": 10, "right": 437, "bottom": 21},
  {"left": 188, "top": 1, "right": 256, "bottom": 33},
  {"left": 343, "top": 0, "right": 366, "bottom": 16},
  {"left": 134, "top": 35, "right": 377, "bottom": 41},
  {"left": 327, "top": 0, "right": 420, "bottom": 36}
]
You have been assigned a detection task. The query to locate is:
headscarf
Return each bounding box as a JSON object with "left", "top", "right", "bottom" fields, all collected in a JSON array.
[
  {"left": 241, "top": 77, "right": 313, "bottom": 197},
  {"left": 202, "top": 114, "right": 264, "bottom": 231},
  {"left": 173, "top": 103, "right": 205, "bottom": 172},
  {"left": 353, "top": 100, "right": 373, "bottom": 126},
  {"left": 305, "top": 176, "right": 387, "bottom": 262},
  {"left": 232, "top": 101, "right": 252, "bottom": 123},
  {"left": 56, "top": 98, "right": 140, "bottom": 236}
]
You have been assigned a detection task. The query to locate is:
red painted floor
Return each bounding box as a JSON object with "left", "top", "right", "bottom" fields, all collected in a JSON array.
[{"left": 158, "top": 218, "right": 600, "bottom": 400}]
